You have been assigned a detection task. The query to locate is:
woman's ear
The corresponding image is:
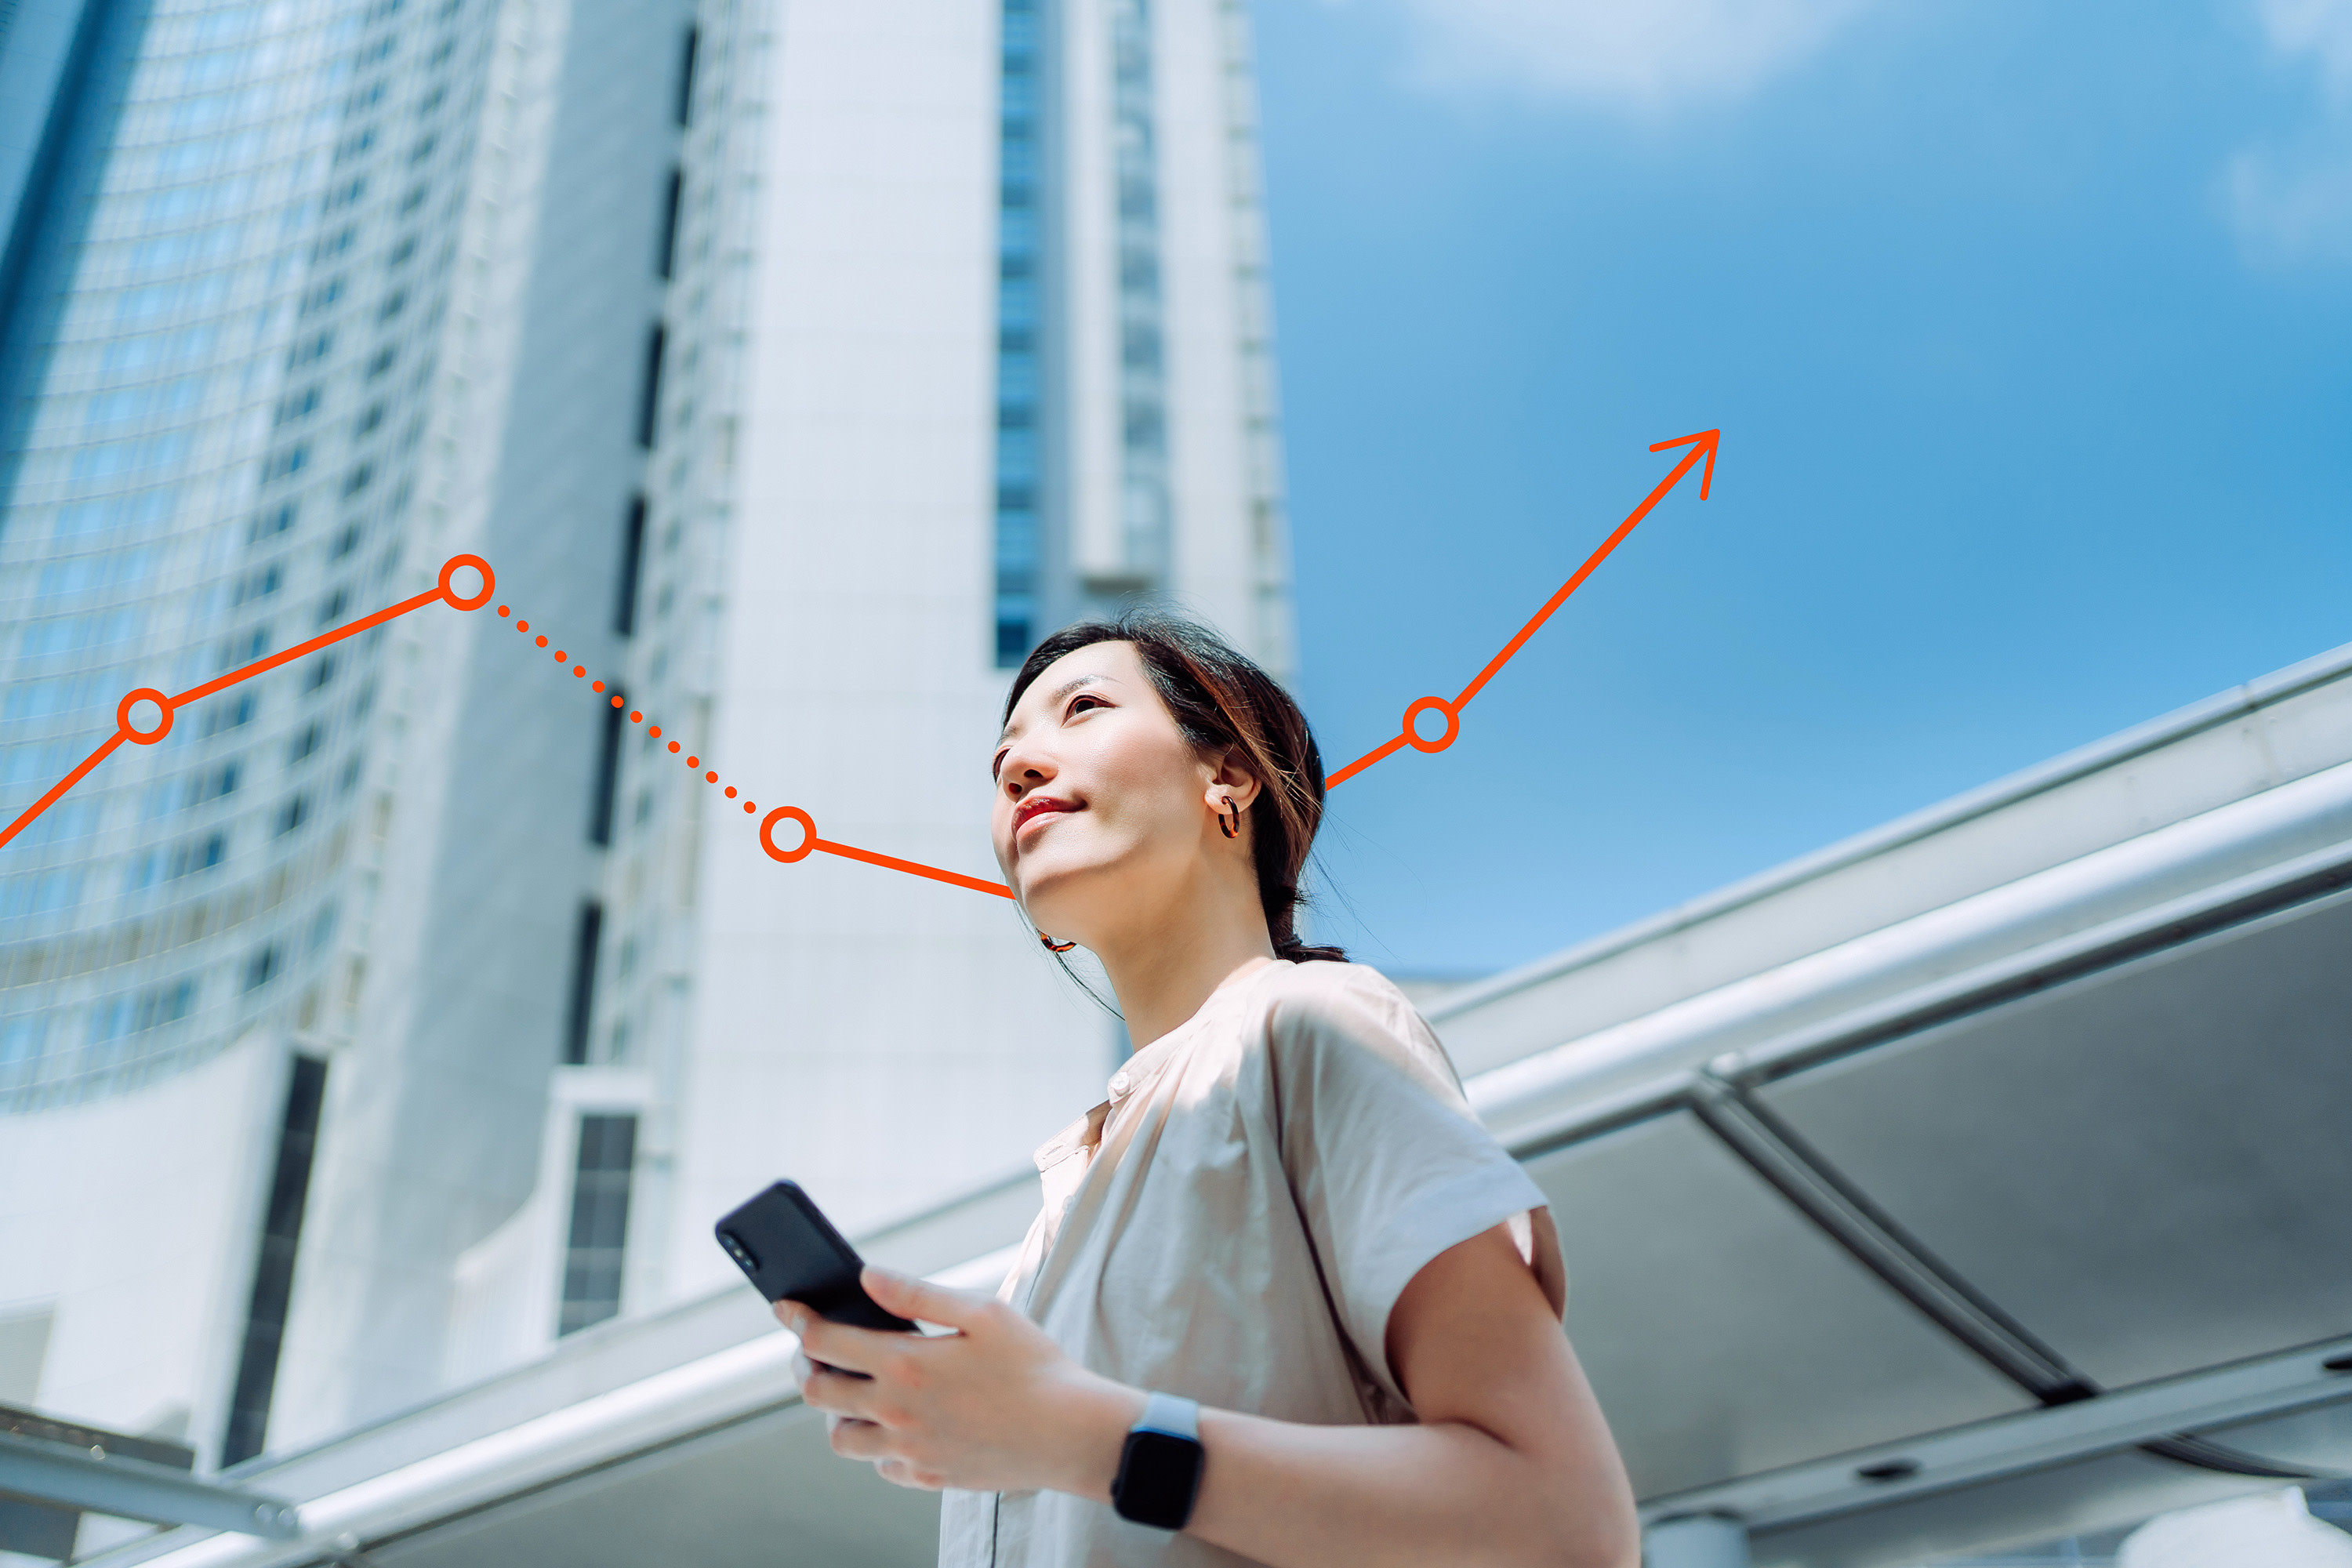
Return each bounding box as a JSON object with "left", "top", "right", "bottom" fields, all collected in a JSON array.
[{"left": 1203, "top": 749, "right": 1263, "bottom": 813}]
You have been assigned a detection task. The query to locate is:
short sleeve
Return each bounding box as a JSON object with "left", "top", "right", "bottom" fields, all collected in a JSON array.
[{"left": 1261, "top": 964, "right": 1563, "bottom": 1414}]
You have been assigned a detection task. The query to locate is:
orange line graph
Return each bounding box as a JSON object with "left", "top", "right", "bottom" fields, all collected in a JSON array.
[
  {"left": 3, "top": 428, "right": 1715, "bottom": 895},
  {"left": 0, "top": 556, "right": 492, "bottom": 853},
  {"left": 1, "top": 552, "right": 1012, "bottom": 900},
  {"left": 488, "top": 597, "right": 1014, "bottom": 898},
  {"left": 1323, "top": 429, "right": 1720, "bottom": 789}
]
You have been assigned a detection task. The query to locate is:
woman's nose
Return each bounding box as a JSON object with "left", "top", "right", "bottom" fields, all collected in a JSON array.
[{"left": 1000, "top": 749, "right": 1052, "bottom": 797}]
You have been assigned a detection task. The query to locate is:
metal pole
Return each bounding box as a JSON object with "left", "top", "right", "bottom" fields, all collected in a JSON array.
[
  {"left": 0, "top": 1432, "right": 299, "bottom": 1537},
  {"left": 1646, "top": 1512, "right": 1751, "bottom": 1568}
]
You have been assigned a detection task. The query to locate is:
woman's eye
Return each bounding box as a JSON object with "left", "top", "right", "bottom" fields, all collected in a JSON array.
[{"left": 1068, "top": 695, "right": 1104, "bottom": 717}]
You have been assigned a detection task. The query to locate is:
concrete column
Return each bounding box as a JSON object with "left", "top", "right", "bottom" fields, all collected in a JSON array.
[{"left": 1646, "top": 1512, "right": 1751, "bottom": 1568}]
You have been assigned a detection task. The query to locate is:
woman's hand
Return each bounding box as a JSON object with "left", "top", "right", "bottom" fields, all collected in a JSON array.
[{"left": 778, "top": 1267, "right": 1145, "bottom": 1495}]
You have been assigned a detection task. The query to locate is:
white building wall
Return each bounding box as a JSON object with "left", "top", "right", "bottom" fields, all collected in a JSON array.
[
  {"left": 566, "top": 0, "right": 1306, "bottom": 1313},
  {"left": 0, "top": 1027, "right": 281, "bottom": 1446},
  {"left": 655, "top": 0, "right": 1111, "bottom": 1305},
  {"left": 270, "top": 0, "right": 695, "bottom": 1450},
  {"left": 1155, "top": 0, "right": 1256, "bottom": 644}
]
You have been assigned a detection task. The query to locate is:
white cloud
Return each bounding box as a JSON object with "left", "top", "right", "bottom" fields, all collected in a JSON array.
[
  {"left": 2252, "top": 0, "right": 2352, "bottom": 102},
  {"left": 1386, "top": 0, "right": 1882, "bottom": 114},
  {"left": 2227, "top": 0, "right": 2352, "bottom": 265}
]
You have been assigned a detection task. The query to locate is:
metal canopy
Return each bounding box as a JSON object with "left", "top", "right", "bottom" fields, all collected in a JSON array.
[
  {"left": 1516, "top": 878, "right": 2352, "bottom": 1563},
  {"left": 1523, "top": 1113, "right": 2033, "bottom": 1497},
  {"left": 1759, "top": 895, "right": 2352, "bottom": 1395},
  {"left": 359, "top": 1404, "right": 933, "bottom": 1568}
]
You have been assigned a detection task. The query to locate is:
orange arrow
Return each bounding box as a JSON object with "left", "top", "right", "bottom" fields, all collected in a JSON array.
[{"left": 1325, "top": 428, "right": 1720, "bottom": 789}]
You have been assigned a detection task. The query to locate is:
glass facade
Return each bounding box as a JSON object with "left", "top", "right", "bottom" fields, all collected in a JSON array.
[
  {"left": 1109, "top": 0, "right": 1167, "bottom": 585},
  {"left": 0, "top": 0, "right": 485, "bottom": 1109},
  {"left": 992, "top": 0, "right": 1042, "bottom": 666}
]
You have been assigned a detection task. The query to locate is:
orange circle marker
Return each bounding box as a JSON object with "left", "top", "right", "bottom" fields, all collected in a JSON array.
[
  {"left": 760, "top": 806, "right": 816, "bottom": 863},
  {"left": 593, "top": 680, "right": 604, "bottom": 692},
  {"left": 686, "top": 755, "right": 699, "bottom": 768},
  {"left": 630, "top": 710, "right": 642, "bottom": 722},
  {"left": 553, "top": 650, "right": 564, "bottom": 661},
  {"left": 743, "top": 801, "right": 756, "bottom": 813},
  {"left": 668, "top": 741, "right": 681, "bottom": 753},
  {"left": 610, "top": 695, "right": 623, "bottom": 707},
  {"left": 1402, "top": 695, "right": 1461, "bottom": 755},
  {"left": 517, "top": 620, "right": 529, "bottom": 632},
  {"left": 705, "top": 771, "right": 717, "bottom": 783},
  {"left": 437, "top": 554, "right": 495, "bottom": 611},
  {"left": 724, "top": 786, "right": 736, "bottom": 797},
  {"left": 535, "top": 635, "right": 547, "bottom": 648},
  {"left": 572, "top": 666, "right": 586, "bottom": 677},
  {"left": 648, "top": 725, "right": 661, "bottom": 738},
  {"left": 116, "top": 688, "right": 173, "bottom": 745},
  {"left": 497, "top": 605, "right": 510, "bottom": 617}
]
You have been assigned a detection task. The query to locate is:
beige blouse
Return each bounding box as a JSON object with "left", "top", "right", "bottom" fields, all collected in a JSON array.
[{"left": 937, "top": 959, "right": 1567, "bottom": 1568}]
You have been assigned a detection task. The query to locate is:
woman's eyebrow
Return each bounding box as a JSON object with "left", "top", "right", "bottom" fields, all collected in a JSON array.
[{"left": 996, "top": 674, "right": 1105, "bottom": 744}]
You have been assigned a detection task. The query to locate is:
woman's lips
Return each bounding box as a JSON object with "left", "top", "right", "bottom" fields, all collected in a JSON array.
[{"left": 1014, "top": 800, "right": 1077, "bottom": 838}]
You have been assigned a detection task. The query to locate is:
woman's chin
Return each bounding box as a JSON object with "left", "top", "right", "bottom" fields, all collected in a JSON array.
[{"left": 1013, "top": 855, "right": 1119, "bottom": 942}]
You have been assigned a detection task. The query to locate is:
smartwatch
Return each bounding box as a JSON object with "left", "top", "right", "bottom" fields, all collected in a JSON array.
[{"left": 1110, "top": 1391, "right": 1205, "bottom": 1531}]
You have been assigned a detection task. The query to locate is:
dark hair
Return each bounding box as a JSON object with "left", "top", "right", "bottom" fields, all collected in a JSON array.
[{"left": 1004, "top": 609, "right": 1346, "bottom": 964}]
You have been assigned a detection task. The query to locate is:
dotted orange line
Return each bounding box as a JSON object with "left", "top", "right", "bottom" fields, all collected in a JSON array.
[
  {"left": 498, "top": 603, "right": 759, "bottom": 816},
  {"left": 493, "top": 602, "right": 1011, "bottom": 899}
]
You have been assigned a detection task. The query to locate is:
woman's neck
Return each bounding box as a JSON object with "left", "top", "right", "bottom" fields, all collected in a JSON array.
[{"left": 1091, "top": 877, "right": 1278, "bottom": 1051}]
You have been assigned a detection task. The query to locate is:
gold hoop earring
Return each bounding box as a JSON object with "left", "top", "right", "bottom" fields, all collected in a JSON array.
[
  {"left": 1039, "top": 932, "right": 1077, "bottom": 953},
  {"left": 1217, "top": 797, "right": 1241, "bottom": 840}
]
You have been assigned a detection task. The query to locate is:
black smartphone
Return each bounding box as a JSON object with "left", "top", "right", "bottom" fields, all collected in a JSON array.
[{"left": 713, "top": 1180, "right": 918, "bottom": 1334}]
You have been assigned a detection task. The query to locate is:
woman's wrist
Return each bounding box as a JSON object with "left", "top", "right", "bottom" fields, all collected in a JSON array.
[{"left": 1039, "top": 1370, "right": 1149, "bottom": 1503}]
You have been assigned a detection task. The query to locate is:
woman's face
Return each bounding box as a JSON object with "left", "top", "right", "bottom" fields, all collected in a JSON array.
[{"left": 991, "top": 641, "right": 1238, "bottom": 942}]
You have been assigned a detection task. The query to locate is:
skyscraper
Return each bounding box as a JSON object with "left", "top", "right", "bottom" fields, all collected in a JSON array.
[{"left": 0, "top": 0, "right": 1296, "bottom": 1489}]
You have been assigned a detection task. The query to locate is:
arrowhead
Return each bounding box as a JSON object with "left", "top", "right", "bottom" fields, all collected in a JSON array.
[{"left": 1648, "top": 428, "right": 1721, "bottom": 499}]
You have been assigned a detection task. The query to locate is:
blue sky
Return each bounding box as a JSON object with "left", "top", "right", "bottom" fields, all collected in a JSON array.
[{"left": 1254, "top": 0, "right": 2352, "bottom": 977}]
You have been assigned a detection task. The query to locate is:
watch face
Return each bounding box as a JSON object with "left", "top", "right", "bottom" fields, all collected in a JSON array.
[{"left": 1116, "top": 1430, "right": 1204, "bottom": 1530}]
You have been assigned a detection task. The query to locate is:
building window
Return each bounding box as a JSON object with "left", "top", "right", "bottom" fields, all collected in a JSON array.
[
  {"left": 614, "top": 494, "right": 645, "bottom": 636},
  {"left": 222, "top": 1054, "right": 328, "bottom": 1465},
  {"left": 993, "top": 0, "right": 1044, "bottom": 667},
  {"left": 562, "top": 902, "right": 601, "bottom": 1065},
  {"left": 673, "top": 27, "right": 699, "bottom": 127},
  {"left": 656, "top": 169, "right": 682, "bottom": 280},
  {"left": 590, "top": 696, "right": 626, "bottom": 845},
  {"left": 558, "top": 1113, "right": 636, "bottom": 1335},
  {"left": 636, "top": 324, "right": 665, "bottom": 448}
]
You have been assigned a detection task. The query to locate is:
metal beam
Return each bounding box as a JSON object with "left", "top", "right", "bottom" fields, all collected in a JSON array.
[
  {"left": 1646, "top": 1513, "right": 1751, "bottom": 1568},
  {"left": 1686, "top": 1070, "right": 2096, "bottom": 1403},
  {"left": 0, "top": 1432, "right": 299, "bottom": 1538},
  {"left": 1638, "top": 1338, "right": 2352, "bottom": 1534}
]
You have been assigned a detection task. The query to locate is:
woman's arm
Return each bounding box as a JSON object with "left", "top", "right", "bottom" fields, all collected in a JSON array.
[{"left": 786, "top": 1222, "right": 1640, "bottom": 1568}]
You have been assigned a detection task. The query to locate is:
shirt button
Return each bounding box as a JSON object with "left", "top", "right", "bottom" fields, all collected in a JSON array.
[{"left": 1109, "top": 1072, "right": 1130, "bottom": 1095}]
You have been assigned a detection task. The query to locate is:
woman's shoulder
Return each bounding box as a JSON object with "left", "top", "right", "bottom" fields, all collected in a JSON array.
[
  {"left": 1246, "top": 960, "right": 1468, "bottom": 1095},
  {"left": 1254, "top": 957, "right": 1418, "bottom": 1018}
]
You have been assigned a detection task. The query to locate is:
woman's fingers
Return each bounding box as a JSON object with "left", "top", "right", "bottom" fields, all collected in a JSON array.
[
  {"left": 801, "top": 1362, "right": 883, "bottom": 1420},
  {"left": 860, "top": 1265, "right": 993, "bottom": 1332},
  {"left": 779, "top": 1301, "right": 889, "bottom": 1377},
  {"left": 827, "top": 1414, "right": 887, "bottom": 1460}
]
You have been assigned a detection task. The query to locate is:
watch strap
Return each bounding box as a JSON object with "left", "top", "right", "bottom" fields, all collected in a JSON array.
[{"left": 1134, "top": 1390, "right": 1199, "bottom": 1441}]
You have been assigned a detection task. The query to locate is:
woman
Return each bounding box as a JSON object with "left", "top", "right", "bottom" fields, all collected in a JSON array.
[{"left": 779, "top": 612, "right": 1639, "bottom": 1568}]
